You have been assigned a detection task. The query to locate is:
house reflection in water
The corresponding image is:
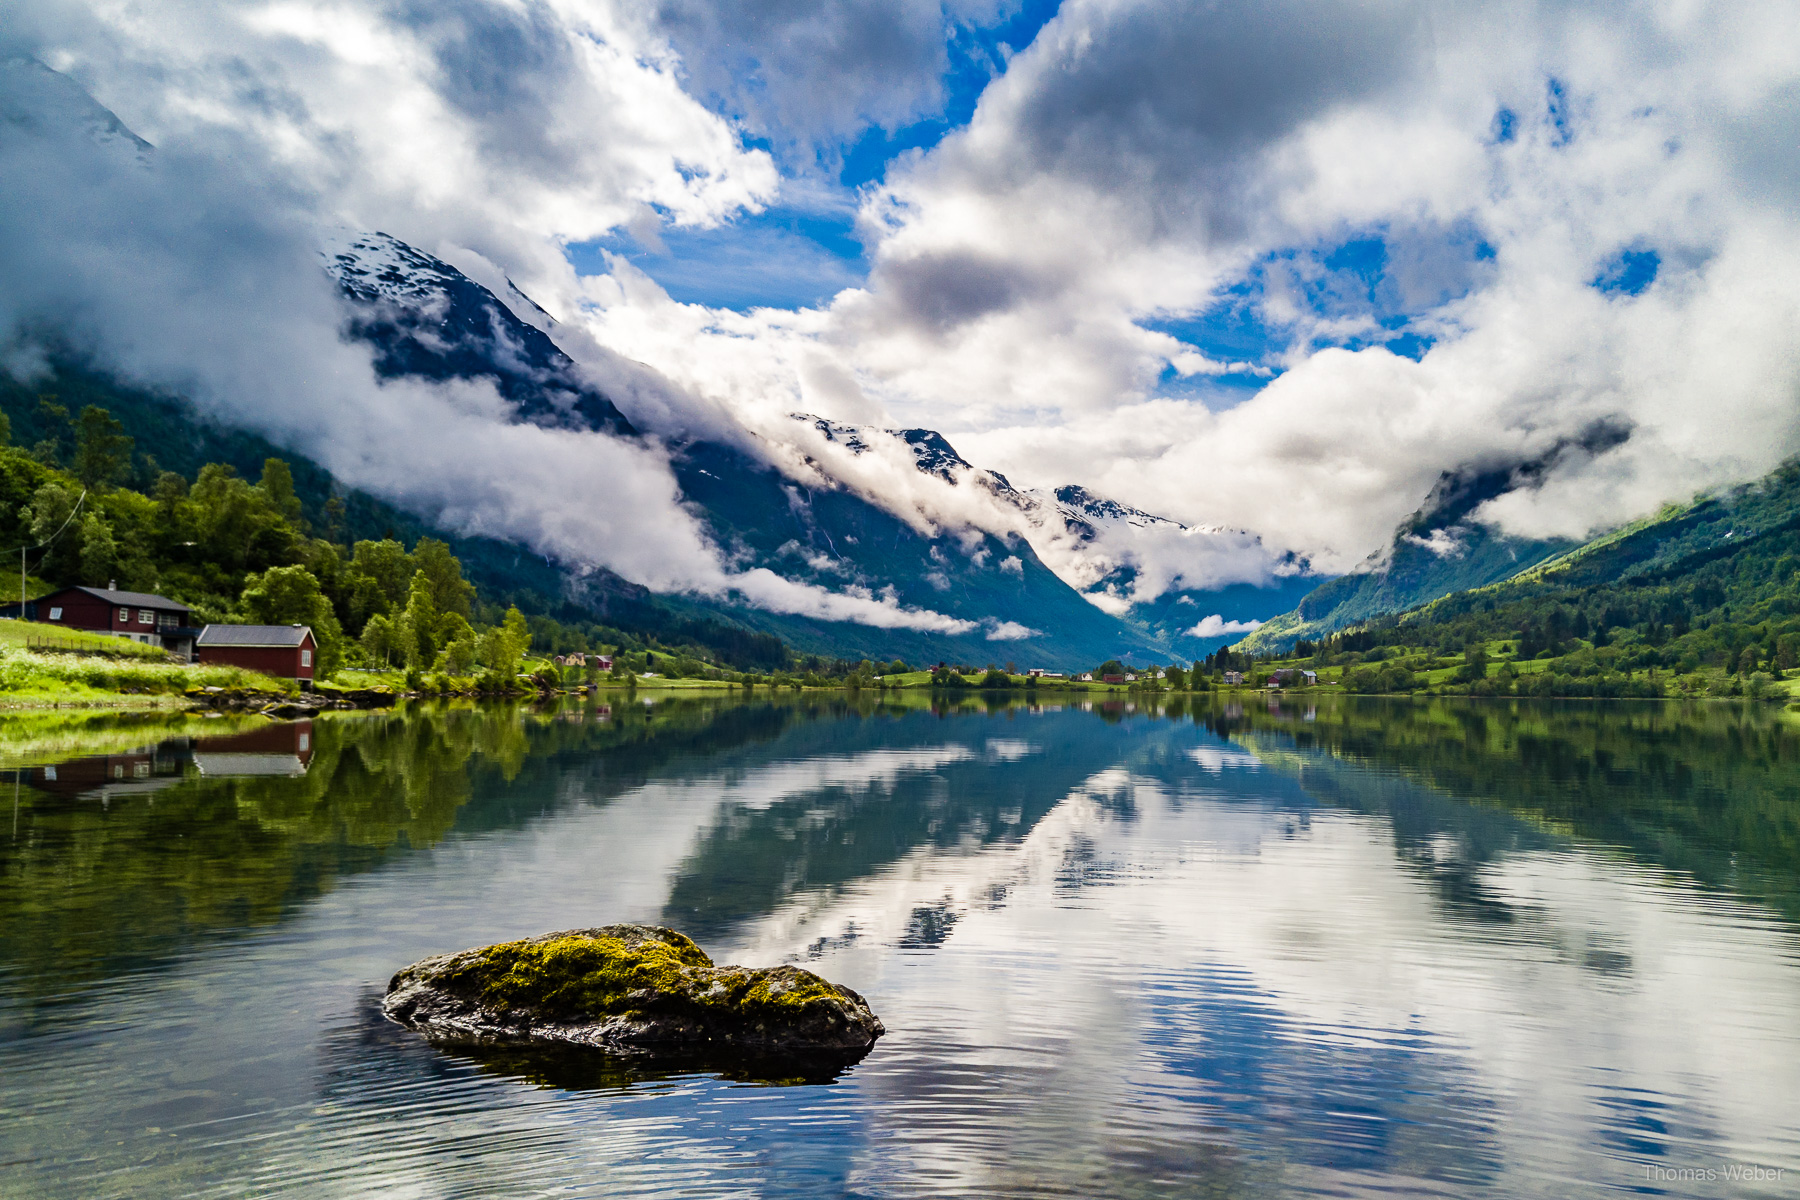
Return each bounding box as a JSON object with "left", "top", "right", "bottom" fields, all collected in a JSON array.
[
  {"left": 21, "top": 721, "right": 316, "bottom": 804},
  {"left": 28, "top": 745, "right": 189, "bottom": 803},
  {"left": 191, "top": 722, "right": 314, "bottom": 778}
]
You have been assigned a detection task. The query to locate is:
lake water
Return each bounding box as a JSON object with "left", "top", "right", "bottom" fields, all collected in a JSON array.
[{"left": 3, "top": 693, "right": 1799, "bottom": 1198}]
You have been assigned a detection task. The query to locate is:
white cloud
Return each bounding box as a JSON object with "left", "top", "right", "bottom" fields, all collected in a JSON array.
[
  {"left": 7, "top": 0, "right": 1800, "bottom": 621},
  {"left": 0, "top": 42, "right": 973, "bottom": 636},
  {"left": 1186, "top": 615, "right": 1263, "bottom": 639},
  {"left": 985, "top": 620, "right": 1038, "bottom": 641},
  {"left": 570, "top": 0, "right": 1800, "bottom": 572}
]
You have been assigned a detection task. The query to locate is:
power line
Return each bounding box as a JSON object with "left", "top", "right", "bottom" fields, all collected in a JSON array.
[{"left": 9, "top": 488, "right": 87, "bottom": 614}]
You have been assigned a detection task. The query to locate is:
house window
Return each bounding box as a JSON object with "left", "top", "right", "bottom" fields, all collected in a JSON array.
[
  {"left": 138, "top": 610, "right": 153, "bottom": 625},
  {"left": 119, "top": 608, "right": 131, "bottom": 623},
  {"left": 299, "top": 733, "right": 310, "bottom": 751},
  {"left": 48, "top": 607, "right": 61, "bottom": 620},
  {"left": 301, "top": 649, "right": 312, "bottom": 667}
]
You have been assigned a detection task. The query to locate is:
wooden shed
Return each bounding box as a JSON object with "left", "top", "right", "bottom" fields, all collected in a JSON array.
[{"left": 196, "top": 624, "right": 317, "bottom": 685}]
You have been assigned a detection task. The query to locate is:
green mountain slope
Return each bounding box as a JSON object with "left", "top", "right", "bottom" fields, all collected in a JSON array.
[
  {"left": 1, "top": 361, "right": 790, "bottom": 668},
  {"left": 1416, "top": 456, "right": 1800, "bottom": 631},
  {"left": 1241, "top": 480, "right": 1572, "bottom": 655},
  {"left": 1268, "top": 456, "right": 1800, "bottom": 698}
]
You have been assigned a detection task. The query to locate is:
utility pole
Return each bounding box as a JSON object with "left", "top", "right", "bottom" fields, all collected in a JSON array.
[{"left": 11, "top": 489, "right": 84, "bottom": 624}]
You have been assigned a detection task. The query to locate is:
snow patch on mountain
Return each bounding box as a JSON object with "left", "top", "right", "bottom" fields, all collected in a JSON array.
[
  {"left": 784, "top": 412, "right": 1303, "bottom": 613},
  {"left": 322, "top": 230, "right": 636, "bottom": 436}
]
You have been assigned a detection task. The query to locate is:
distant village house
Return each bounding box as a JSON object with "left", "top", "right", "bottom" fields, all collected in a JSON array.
[{"left": 553, "top": 653, "right": 609, "bottom": 668}]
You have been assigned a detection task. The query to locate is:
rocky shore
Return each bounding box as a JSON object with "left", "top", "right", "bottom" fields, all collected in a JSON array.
[{"left": 184, "top": 683, "right": 397, "bottom": 717}]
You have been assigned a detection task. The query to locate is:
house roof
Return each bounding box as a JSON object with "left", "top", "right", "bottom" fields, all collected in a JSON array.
[
  {"left": 197, "top": 624, "right": 313, "bottom": 648},
  {"left": 57, "top": 586, "right": 192, "bottom": 612},
  {"left": 193, "top": 753, "right": 309, "bottom": 778}
]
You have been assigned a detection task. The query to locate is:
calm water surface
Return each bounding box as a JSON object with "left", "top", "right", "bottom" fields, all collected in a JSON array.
[{"left": 3, "top": 693, "right": 1799, "bottom": 1198}]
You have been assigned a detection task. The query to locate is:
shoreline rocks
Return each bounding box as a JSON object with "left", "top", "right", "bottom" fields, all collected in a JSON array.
[{"left": 381, "top": 925, "right": 884, "bottom": 1063}]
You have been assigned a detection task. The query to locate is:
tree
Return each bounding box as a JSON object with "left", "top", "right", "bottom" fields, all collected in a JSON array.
[
  {"left": 435, "top": 611, "right": 477, "bottom": 674},
  {"left": 237, "top": 564, "right": 345, "bottom": 677},
  {"left": 360, "top": 613, "right": 402, "bottom": 667},
  {"left": 21, "top": 481, "right": 83, "bottom": 581},
  {"left": 476, "top": 606, "right": 532, "bottom": 675},
  {"left": 1777, "top": 634, "right": 1799, "bottom": 672},
  {"left": 438, "top": 612, "right": 479, "bottom": 675},
  {"left": 74, "top": 406, "right": 134, "bottom": 488},
  {"left": 32, "top": 398, "right": 69, "bottom": 466},
  {"left": 257, "top": 458, "right": 303, "bottom": 524},
  {"left": 1164, "top": 664, "right": 1187, "bottom": 690},
  {"left": 1456, "top": 643, "right": 1490, "bottom": 684},
  {"left": 152, "top": 471, "right": 189, "bottom": 527},
  {"left": 410, "top": 538, "right": 473, "bottom": 619},
  {"left": 1097, "top": 659, "right": 1125, "bottom": 678},
  {"left": 77, "top": 513, "right": 118, "bottom": 585},
  {"left": 188, "top": 463, "right": 300, "bottom": 574},
  {"left": 403, "top": 570, "right": 440, "bottom": 665},
  {"left": 1738, "top": 645, "right": 1759, "bottom": 676}
]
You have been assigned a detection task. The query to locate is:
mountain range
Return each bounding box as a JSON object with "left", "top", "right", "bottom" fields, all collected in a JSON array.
[
  {"left": 12, "top": 56, "right": 1757, "bottom": 671},
  {"left": 320, "top": 230, "right": 1322, "bottom": 666}
]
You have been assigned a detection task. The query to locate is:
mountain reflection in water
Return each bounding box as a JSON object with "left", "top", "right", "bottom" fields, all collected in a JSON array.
[{"left": 2, "top": 694, "right": 1798, "bottom": 1198}]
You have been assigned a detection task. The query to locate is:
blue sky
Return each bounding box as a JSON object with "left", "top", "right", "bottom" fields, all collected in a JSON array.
[
  {"left": 569, "top": 1, "right": 1065, "bottom": 313},
  {"left": 11, "top": 0, "right": 1797, "bottom": 615},
  {"left": 570, "top": 3, "right": 1569, "bottom": 408}
]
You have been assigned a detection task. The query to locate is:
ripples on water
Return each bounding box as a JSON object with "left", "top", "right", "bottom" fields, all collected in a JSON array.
[{"left": 2, "top": 695, "right": 1798, "bottom": 1197}]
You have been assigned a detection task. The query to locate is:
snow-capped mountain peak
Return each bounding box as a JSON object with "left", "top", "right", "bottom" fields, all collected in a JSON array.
[{"left": 321, "top": 231, "right": 634, "bottom": 436}]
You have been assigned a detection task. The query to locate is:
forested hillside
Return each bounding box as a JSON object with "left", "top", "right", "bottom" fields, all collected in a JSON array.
[
  {"left": 1260, "top": 456, "right": 1800, "bottom": 699},
  {"left": 0, "top": 364, "right": 790, "bottom": 676}
]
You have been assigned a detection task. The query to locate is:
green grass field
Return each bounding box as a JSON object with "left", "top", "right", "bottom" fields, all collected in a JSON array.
[
  {"left": 0, "top": 618, "right": 169, "bottom": 659},
  {"left": 0, "top": 619, "right": 292, "bottom": 706}
]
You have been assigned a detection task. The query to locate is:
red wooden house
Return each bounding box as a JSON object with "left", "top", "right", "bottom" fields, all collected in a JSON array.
[
  {"left": 196, "top": 624, "right": 317, "bottom": 684},
  {"left": 1, "top": 582, "right": 198, "bottom": 658}
]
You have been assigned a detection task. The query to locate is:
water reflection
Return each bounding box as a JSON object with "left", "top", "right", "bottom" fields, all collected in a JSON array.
[{"left": 1, "top": 694, "right": 1798, "bottom": 1198}]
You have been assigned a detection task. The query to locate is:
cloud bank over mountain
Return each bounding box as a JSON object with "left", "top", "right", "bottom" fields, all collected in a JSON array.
[
  {"left": 2, "top": 0, "right": 1798, "bottom": 622},
  {"left": 581, "top": 0, "right": 1800, "bottom": 573},
  {"left": 0, "top": 47, "right": 967, "bottom": 634}
]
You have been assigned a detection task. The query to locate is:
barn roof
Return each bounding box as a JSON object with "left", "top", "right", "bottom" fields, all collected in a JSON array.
[{"left": 197, "top": 624, "right": 313, "bottom": 647}]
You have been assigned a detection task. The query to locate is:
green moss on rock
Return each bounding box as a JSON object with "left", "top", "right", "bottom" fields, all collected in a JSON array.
[{"left": 383, "top": 924, "right": 884, "bottom": 1059}]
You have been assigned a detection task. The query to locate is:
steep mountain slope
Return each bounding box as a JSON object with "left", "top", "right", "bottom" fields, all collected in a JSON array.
[
  {"left": 0, "top": 361, "right": 788, "bottom": 668},
  {"left": 1324, "top": 455, "right": 1800, "bottom": 694},
  {"left": 796, "top": 415, "right": 1327, "bottom": 656},
  {"left": 1027, "top": 484, "right": 1324, "bottom": 653},
  {"left": 323, "top": 234, "right": 1168, "bottom": 667},
  {"left": 325, "top": 231, "right": 636, "bottom": 437},
  {"left": 1468, "top": 456, "right": 1800, "bottom": 603},
  {"left": 1239, "top": 454, "right": 1592, "bottom": 652}
]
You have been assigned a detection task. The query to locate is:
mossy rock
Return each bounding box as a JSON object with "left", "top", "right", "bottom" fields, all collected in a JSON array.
[{"left": 382, "top": 925, "right": 884, "bottom": 1062}]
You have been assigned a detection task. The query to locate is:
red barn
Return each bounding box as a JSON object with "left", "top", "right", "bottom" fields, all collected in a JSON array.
[
  {"left": 1, "top": 583, "right": 198, "bottom": 658},
  {"left": 196, "top": 624, "right": 317, "bottom": 684}
]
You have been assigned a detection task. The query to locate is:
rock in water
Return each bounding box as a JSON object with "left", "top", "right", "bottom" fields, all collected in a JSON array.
[{"left": 382, "top": 925, "right": 884, "bottom": 1061}]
